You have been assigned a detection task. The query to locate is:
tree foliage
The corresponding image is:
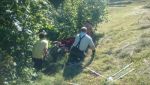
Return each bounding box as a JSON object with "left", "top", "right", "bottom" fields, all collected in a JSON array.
[
  {"left": 50, "top": 0, "right": 107, "bottom": 39},
  {"left": 0, "top": 0, "right": 107, "bottom": 84}
]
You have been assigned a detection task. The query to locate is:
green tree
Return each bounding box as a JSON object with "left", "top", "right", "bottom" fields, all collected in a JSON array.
[
  {"left": 49, "top": 0, "right": 107, "bottom": 39},
  {"left": 0, "top": 0, "right": 54, "bottom": 84},
  {"left": 0, "top": 0, "right": 107, "bottom": 84}
]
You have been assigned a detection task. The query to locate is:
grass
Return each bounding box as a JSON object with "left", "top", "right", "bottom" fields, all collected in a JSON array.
[
  {"left": 95, "top": 0, "right": 150, "bottom": 84},
  {"left": 25, "top": 0, "right": 150, "bottom": 85}
]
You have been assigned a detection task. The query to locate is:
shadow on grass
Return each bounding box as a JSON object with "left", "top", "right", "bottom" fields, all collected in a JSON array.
[
  {"left": 42, "top": 48, "right": 67, "bottom": 75},
  {"left": 42, "top": 54, "right": 67, "bottom": 75},
  {"left": 108, "top": 0, "right": 133, "bottom": 6},
  {"left": 63, "top": 63, "right": 83, "bottom": 80},
  {"left": 43, "top": 63, "right": 64, "bottom": 75},
  {"left": 138, "top": 25, "right": 150, "bottom": 30},
  {"left": 132, "top": 25, "right": 150, "bottom": 31}
]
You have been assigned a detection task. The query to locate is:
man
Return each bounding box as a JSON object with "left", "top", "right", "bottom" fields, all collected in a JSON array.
[
  {"left": 68, "top": 27, "right": 95, "bottom": 64},
  {"left": 32, "top": 30, "right": 48, "bottom": 71}
]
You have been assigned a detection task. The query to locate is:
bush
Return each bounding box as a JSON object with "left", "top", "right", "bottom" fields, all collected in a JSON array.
[
  {"left": 0, "top": 52, "right": 16, "bottom": 85},
  {"left": 0, "top": 0, "right": 107, "bottom": 84},
  {"left": 49, "top": 0, "right": 107, "bottom": 39}
]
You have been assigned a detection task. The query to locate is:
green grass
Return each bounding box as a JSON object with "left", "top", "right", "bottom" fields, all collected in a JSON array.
[{"left": 25, "top": 0, "right": 150, "bottom": 85}]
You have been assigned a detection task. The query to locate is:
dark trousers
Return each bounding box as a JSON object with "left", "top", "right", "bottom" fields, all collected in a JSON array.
[
  {"left": 67, "top": 51, "right": 85, "bottom": 63},
  {"left": 32, "top": 58, "right": 43, "bottom": 71}
]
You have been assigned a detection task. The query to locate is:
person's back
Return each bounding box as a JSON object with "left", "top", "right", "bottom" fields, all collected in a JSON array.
[
  {"left": 67, "top": 27, "right": 95, "bottom": 64},
  {"left": 72, "top": 32, "right": 95, "bottom": 52},
  {"left": 32, "top": 39, "right": 48, "bottom": 59}
]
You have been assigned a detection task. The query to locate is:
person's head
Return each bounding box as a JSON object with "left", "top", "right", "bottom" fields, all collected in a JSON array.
[
  {"left": 84, "top": 20, "right": 93, "bottom": 29},
  {"left": 81, "top": 27, "right": 87, "bottom": 33},
  {"left": 39, "top": 30, "right": 47, "bottom": 39}
]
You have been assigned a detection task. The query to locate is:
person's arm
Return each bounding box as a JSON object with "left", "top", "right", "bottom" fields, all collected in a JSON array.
[
  {"left": 44, "top": 41, "right": 48, "bottom": 58},
  {"left": 44, "top": 48, "right": 48, "bottom": 57},
  {"left": 89, "top": 38, "right": 95, "bottom": 50},
  {"left": 89, "top": 38, "right": 96, "bottom": 54},
  {"left": 32, "top": 44, "right": 36, "bottom": 57},
  {"left": 70, "top": 34, "right": 79, "bottom": 50}
]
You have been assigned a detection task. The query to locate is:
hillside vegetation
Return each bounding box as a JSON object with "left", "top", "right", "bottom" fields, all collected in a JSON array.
[
  {"left": 96, "top": 0, "right": 150, "bottom": 84},
  {"left": 1, "top": 0, "right": 150, "bottom": 85},
  {"left": 30, "top": 0, "right": 150, "bottom": 85},
  {"left": 0, "top": 0, "right": 106, "bottom": 85},
  {"left": 28, "top": 0, "right": 150, "bottom": 85}
]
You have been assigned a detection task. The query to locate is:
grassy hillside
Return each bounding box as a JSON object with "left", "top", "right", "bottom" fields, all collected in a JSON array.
[
  {"left": 28, "top": 0, "right": 150, "bottom": 85},
  {"left": 96, "top": 0, "right": 150, "bottom": 84}
]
